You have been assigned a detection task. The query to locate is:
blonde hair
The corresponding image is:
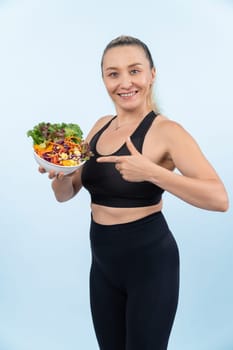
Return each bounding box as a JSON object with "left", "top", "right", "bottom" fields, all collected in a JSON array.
[{"left": 101, "top": 35, "right": 159, "bottom": 112}]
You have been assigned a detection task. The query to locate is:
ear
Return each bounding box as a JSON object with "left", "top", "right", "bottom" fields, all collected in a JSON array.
[{"left": 151, "top": 67, "right": 156, "bottom": 84}]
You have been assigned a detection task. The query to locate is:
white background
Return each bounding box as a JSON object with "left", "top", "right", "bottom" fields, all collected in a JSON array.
[{"left": 0, "top": 0, "right": 232, "bottom": 349}]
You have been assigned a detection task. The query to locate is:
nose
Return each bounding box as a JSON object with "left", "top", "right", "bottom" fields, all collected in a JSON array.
[{"left": 119, "top": 74, "right": 133, "bottom": 89}]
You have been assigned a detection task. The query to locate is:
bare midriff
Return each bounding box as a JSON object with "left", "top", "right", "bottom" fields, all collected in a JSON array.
[{"left": 91, "top": 200, "right": 163, "bottom": 225}]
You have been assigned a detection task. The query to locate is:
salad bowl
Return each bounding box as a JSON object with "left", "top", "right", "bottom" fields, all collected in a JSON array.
[
  {"left": 34, "top": 152, "right": 86, "bottom": 175},
  {"left": 27, "top": 122, "right": 92, "bottom": 175}
]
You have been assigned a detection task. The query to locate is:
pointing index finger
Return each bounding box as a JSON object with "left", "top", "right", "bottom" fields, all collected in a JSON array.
[{"left": 97, "top": 155, "right": 120, "bottom": 163}]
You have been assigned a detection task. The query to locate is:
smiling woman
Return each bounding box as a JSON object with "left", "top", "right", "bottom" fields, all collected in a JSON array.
[
  {"left": 101, "top": 35, "right": 158, "bottom": 116},
  {"left": 38, "top": 35, "right": 229, "bottom": 350},
  {"left": 102, "top": 49, "right": 155, "bottom": 117}
]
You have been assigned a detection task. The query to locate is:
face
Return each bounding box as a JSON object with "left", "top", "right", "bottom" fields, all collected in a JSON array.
[{"left": 102, "top": 45, "right": 156, "bottom": 113}]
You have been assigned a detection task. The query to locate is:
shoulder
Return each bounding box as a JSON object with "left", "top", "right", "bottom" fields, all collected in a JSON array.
[
  {"left": 95, "top": 114, "right": 115, "bottom": 127},
  {"left": 85, "top": 114, "right": 114, "bottom": 142},
  {"left": 153, "top": 115, "right": 202, "bottom": 161},
  {"left": 154, "top": 114, "right": 182, "bottom": 130},
  {"left": 150, "top": 114, "right": 198, "bottom": 154},
  {"left": 154, "top": 114, "right": 192, "bottom": 140}
]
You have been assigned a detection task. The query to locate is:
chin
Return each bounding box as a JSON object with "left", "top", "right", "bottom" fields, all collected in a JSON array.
[{"left": 117, "top": 100, "right": 142, "bottom": 112}]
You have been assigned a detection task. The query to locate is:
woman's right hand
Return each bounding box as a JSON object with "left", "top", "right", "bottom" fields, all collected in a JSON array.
[
  {"left": 38, "top": 166, "right": 67, "bottom": 180},
  {"left": 38, "top": 166, "right": 83, "bottom": 202}
]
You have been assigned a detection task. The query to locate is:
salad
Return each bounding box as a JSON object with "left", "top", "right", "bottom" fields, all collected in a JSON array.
[{"left": 27, "top": 122, "right": 92, "bottom": 166}]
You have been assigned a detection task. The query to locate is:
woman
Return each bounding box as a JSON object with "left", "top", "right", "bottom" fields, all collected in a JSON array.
[{"left": 40, "top": 36, "right": 229, "bottom": 350}]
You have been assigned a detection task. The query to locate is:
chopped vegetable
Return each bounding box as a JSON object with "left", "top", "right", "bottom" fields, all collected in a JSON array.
[
  {"left": 27, "top": 122, "right": 83, "bottom": 144},
  {"left": 27, "top": 122, "right": 92, "bottom": 166}
]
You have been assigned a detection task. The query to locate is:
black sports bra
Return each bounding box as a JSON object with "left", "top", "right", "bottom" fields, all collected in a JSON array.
[{"left": 81, "top": 110, "right": 164, "bottom": 208}]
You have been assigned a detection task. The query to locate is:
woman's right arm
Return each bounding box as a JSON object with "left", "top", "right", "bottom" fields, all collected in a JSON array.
[
  {"left": 38, "top": 165, "right": 83, "bottom": 202},
  {"left": 51, "top": 168, "right": 83, "bottom": 202},
  {"left": 39, "top": 114, "right": 114, "bottom": 202}
]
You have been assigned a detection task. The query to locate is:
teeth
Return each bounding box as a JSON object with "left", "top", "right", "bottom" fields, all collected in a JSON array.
[{"left": 119, "top": 92, "right": 136, "bottom": 97}]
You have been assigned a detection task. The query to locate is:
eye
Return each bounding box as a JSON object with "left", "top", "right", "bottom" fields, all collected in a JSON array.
[
  {"left": 108, "top": 72, "right": 118, "bottom": 78},
  {"left": 130, "top": 69, "right": 140, "bottom": 75}
]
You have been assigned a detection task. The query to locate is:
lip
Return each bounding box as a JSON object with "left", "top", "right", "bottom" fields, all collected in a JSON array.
[{"left": 118, "top": 90, "right": 138, "bottom": 98}]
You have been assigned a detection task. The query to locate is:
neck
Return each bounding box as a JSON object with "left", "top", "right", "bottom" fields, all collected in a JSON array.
[
  {"left": 115, "top": 106, "right": 152, "bottom": 122},
  {"left": 113, "top": 108, "right": 152, "bottom": 130}
]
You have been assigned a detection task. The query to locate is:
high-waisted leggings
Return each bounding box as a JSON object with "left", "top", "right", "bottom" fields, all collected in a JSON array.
[{"left": 89, "top": 211, "right": 179, "bottom": 350}]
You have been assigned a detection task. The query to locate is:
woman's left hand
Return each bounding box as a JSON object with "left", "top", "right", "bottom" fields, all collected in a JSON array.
[{"left": 97, "top": 137, "right": 155, "bottom": 182}]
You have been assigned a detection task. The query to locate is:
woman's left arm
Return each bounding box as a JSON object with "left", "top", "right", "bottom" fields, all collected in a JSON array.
[{"left": 146, "top": 121, "right": 229, "bottom": 211}]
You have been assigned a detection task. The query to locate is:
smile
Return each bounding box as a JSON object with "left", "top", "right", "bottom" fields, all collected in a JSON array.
[{"left": 118, "top": 91, "right": 137, "bottom": 97}]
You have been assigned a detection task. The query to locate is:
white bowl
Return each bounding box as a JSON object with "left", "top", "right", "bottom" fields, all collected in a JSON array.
[{"left": 33, "top": 152, "right": 86, "bottom": 175}]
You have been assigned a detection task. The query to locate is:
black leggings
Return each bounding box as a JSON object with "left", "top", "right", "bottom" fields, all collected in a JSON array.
[{"left": 89, "top": 211, "right": 179, "bottom": 350}]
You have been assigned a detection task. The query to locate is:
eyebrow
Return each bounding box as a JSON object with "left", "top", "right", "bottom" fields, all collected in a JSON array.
[{"left": 104, "top": 63, "right": 143, "bottom": 71}]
